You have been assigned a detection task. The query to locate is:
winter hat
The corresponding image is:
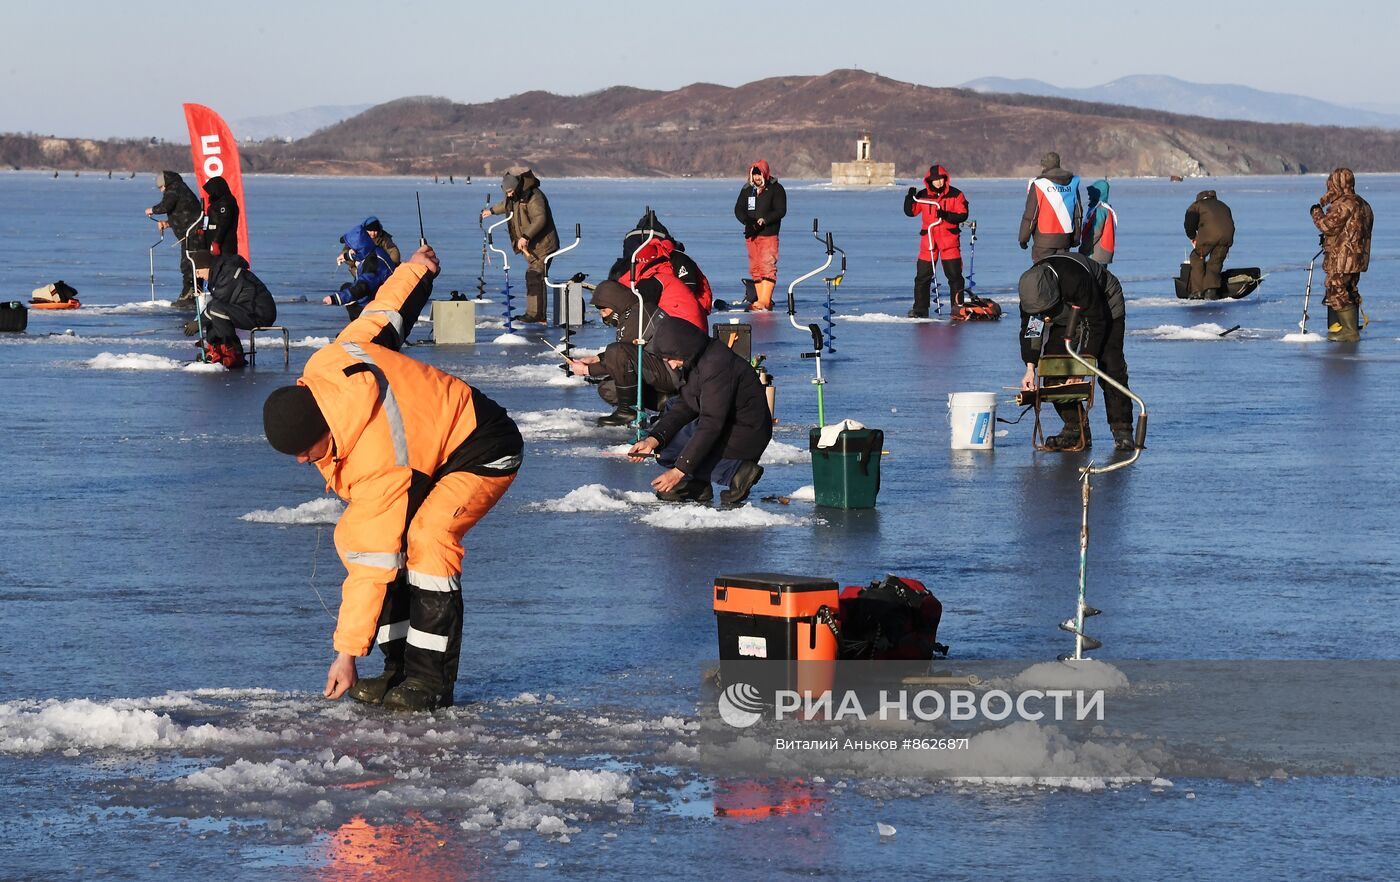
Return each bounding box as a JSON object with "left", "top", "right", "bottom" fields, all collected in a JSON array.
[
  {"left": 1040, "top": 152, "right": 1061, "bottom": 171},
  {"left": 501, "top": 173, "right": 521, "bottom": 193},
  {"left": 1018, "top": 265, "right": 1060, "bottom": 316},
  {"left": 363, "top": 216, "right": 383, "bottom": 233},
  {"left": 190, "top": 250, "right": 214, "bottom": 271},
  {"left": 263, "top": 385, "right": 330, "bottom": 456}
]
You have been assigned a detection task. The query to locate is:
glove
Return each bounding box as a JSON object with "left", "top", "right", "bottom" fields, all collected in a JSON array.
[
  {"left": 183, "top": 318, "right": 200, "bottom": 337},
  {"left": 210, "top": 243, "right": 221, "bottom": 256},
  {"left": 1020, "top": 241, "right": 1029, "bottom": 250},
  {"left": 743, "top": 222, "right": 758, "bottom": 238},
  {"left": 907, "top": 187, "right": 917, "bottom": 197}
]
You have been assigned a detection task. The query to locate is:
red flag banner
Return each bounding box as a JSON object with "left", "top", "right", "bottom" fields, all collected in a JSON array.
[{"left": 182, "top": 103, "right": 250, "bottom": 263}]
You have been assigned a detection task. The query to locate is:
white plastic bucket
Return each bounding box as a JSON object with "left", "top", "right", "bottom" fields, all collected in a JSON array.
[{"left": 948, "top": 392, "right": 997, "bottom": 450}]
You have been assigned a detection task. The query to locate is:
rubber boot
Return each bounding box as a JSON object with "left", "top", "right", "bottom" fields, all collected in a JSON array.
[
  {"left": 383, "top": 677, "right": 453, "bottom": 712},
  {"left": 348, "top": 657, "right": 405, "bottom": 705},
  {"left": 1045, "top": 420, "right": 1090, "bottom": 451},
  {"left": 750, "top": 280, "right": 774, "bottom": 312},
  {"left": 1111, "top": 427, "right": 1137, "bottom": 452},
  {"left": 1328, "top": 306, "right": 1360, "bottom": 342},
  {"left": 596, "top": 405, "right": 637, "bottom": 427},
  {"left": 656, "top": 478, "right": 714, "bottom": 504},
  {"left": 720, "top": 462, "right": 764, "bottom": 506}
]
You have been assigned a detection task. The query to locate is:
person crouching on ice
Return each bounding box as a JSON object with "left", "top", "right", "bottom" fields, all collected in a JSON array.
[
  {"left": 188, "top": 251, "right": 276, "bottom": 369},
  {"left": 261, "top": 246, "right": 523, "bottom": 712},
  {"left": 627, "top": 316, "right": 770, "bottom": 505}
]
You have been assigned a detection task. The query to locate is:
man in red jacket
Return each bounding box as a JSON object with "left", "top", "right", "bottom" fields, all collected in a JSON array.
[{"left": 903, "top": 165, "right": 968, "bottom": 318}]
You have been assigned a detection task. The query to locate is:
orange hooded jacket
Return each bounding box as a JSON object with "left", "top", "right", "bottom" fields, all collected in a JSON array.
[{"left": 298, "top": 263, "right": 516, "bottom": 655}]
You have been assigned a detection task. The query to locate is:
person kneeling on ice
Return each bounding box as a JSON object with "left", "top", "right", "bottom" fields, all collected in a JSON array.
[
  {"left": 567, "top": 279, "right": 678, "bottom": 426},
  {"left": 1017, "top": 253, "right": 1136, "bottom": 452},
  {"left": 609, "top": 211, "right": 714, "bottom": 313},
  {"left": 186, "top": 251, "right": 276, "bottom": 369},
  {"left": 325, "top": 221, "right": 399, "bottom": 319},
  {"left": 262, "top": 246, "right": 522, "bottom": 712},
  {"left": 627, "top": 316, "right": 770, "bottom": 504}
]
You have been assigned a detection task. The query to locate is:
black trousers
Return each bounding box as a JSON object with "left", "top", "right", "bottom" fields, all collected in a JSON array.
[
  {"left": 1051, "top": 314, "right": 1132, "bottom": 434},
  {"left": 596, "top": 342, "right": 680, "bottom": 411},
  {"left": 201, "top": 298, "right": 274, "bottom": 347},
  {"left": 913, "top": 257, "right": 964, "bottom": 312}
]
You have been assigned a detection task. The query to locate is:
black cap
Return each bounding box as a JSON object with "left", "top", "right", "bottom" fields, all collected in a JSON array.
[
  {"left": 190, "top": 250, "right": 213, "bottom": 271},
  {"left": 263, "top": 385, "right": 330, "bottom": 456}
]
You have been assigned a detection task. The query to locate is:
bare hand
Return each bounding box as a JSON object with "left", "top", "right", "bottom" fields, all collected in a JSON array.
[
  {"left": 335, "top": 254, "right": 346, "bottom": 266},
  {"left": 651, "top": 467, "right": 686, "bottom": 493},
  {"left": 479, "top": 208, "right": 492, "bottom": 220},
  {"left": 407, "top": 244, "right": 440, "bottom": 274},
  {"left": 156, "top": 220, "right": 169, "bottom": 231},
  {"left": 144, "top": 208, "right": 154, "bottom": 217},
  {"left": 515, "top": 237, "right": 528, "bottom": 252},
  {"left": 322, "top": 295, "right": 334, "bottom": 305},
  {"left": 578, "top": 355, "right": 600, "bottom": 365},
  {"left": 1021, "top": 366, "right": 1036, "bottom": 391},
  {"left": 567, "top": 359, "right": 590, "bottom": 377},
  {"left": 627, "top": 436, "right": 660, "bottom": 462},
  {"left": 755, "top": 218, "right": 765, "bottom": 228},
  {"left": 324, "top": 652, "right": 358, "bottom": 700}
]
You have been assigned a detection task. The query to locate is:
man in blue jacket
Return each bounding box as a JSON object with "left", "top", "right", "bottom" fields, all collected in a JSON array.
[{"left": 326, "top": 221, "right": 398, "bottom": 318}]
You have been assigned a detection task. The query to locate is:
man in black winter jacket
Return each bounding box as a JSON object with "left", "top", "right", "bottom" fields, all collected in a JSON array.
[
  {"left": 628, "top": 317, "right": 772, "bottom": 505},
  {"left": 144, "top": 170, "right": 206, "bottom": 305},
  {"left": 1017, "top": 253, "right": 1135, "bottom": 451},
  {"left": 567, "top": 280, "right": 679, "bottom": 426},
  {"left": 733, "top": 160, "right": 786, "bottom": 311},
  {"left": 189, "top": 252, "right": 276, "bottom": 369},
  {"left": 202, "top": 175, "right": 240, "bottom": 258}
]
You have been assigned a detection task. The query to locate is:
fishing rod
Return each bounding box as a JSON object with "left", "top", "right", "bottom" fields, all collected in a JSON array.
[
  {"left": 416, "top": 191, "right": 428, "bottom": 246},
  {"left": 810, "top": 218, "right": 844, "bottom": 354},
  {"left": 626, "top": 211, "right": 658, "bottom": 441},
  {"left": 485, "top": 215, "right": 515, "bottom": 332},
  {"left": 543, "top": 223, "right": 583, "bottom": 371},
  {"left": 787, "top": 219, "right": 835, "bottom": 428},
  {"left": 1056, "top": 306, "right": 1149, "bottom": 661}
]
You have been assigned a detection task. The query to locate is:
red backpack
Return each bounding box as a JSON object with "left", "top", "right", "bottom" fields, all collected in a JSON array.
[{"left": 837, "top": 575, "right": 947, "bottom": 660}]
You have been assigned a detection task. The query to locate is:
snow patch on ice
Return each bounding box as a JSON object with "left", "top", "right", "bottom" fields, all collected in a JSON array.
[
  {"left": 0, "top": 697, "right": 278, "bottom": 754},
  {"left": 1282, "top": 332, "right": 1326, "bottom": 343},
  {"left": 529, "top": 484, "right": 655, "bottom": 513},
  {"left": 470, "top": 363, "right": 585, "bottom": 387},
  {"left": 493, "top": 332, "right": 530, "bottom": 346},
  {"left": 1012, "top": 660, "right": 1130, "bottom": 691},
  {"left": 1129, "top": 296, "right": 1206, "bottom": 308},
  {"left": 840, "top": 312, "right": 939, "bottom": 324},
  {"left": 87, "top": 352, "right": 226, "bottom": 372},
  {"left": 516, "top": 408, "right": 620, "bottom": 441},
  {"left": 639, "top": 504, "right": 814, "bottom": 531},
  {"left": 79, "top": 300, "right": 176, "bottom": 315},
  {"left": 789, "top": 484, "right": 816, "bottom": 501},
  {"left": 761, "top": 440, "right": 810, "bottom": 465},
  {"left": 240, "top": 498, "right": 344, "bottom": 525},
  {"left": 288, "top": 336, "right": 331, "bottom": 348},
  {"left": 1131, "top": 323, "right": 1244, "bottom": 341}
]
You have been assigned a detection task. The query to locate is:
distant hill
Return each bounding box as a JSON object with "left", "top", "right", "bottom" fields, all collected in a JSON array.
[
  {"left": 232, "top": 104, "right": 374, "bottom": 141},
  {"left": 7, "top": 70, "right": 1400, "bottom": 178},
  {"left": 962, "top": 75, "right": 1400, "bottom": 130}
]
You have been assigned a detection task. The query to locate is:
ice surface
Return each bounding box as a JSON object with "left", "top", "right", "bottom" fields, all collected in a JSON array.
[
  {"left": 760, "top": 440, "right": 810, "bottom": 465},
  {"left": 1131, "top": 323, "right": 1249, "bottom": 341},
  {"left": 515, "top": 408, "right": 622, "bottom": 441},
  {"left": 529, "top": 484, "right": 656, "bottom": 513},
  {"left": 78, "top": 300, "right": 176, "bottom": 315},
  {"left": 1012, "top": 660, "right": 1130, "bottom": 691},
  {"left": 639, "top": 504, "right": 814, "bottom": 530},
  {"left": 87, "top": 352, "right": 226, "bottom": 372},
  {"left": 467, "top": 363, "right": 585, "bottom": 387},
  {"left": 240, "top": 498, "right": 344, "bottom": 525},
  {"left": 287, "top": 336, "right": 331, "bottom": 348},
  {"left": 840, "top": 312, "right": 940, "bottom": 324}
]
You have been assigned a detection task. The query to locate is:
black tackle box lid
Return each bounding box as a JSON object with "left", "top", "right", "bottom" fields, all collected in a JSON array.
[{"left": 714, "top": 573, "right": 839, "bottom": 593}]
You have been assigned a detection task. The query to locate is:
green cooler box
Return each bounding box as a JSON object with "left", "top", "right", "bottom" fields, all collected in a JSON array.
[{"left": 809, "top": 427, "right": 883, "bottom": 509}]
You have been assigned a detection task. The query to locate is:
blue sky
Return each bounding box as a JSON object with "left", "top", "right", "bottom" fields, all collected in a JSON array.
[{"left": 3, "top": 0, "right": 1396, "bottom": 138}]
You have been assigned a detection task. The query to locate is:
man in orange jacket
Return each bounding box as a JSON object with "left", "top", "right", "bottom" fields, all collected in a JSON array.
[{"left": 262, "top": 246, "right": 522, "bottom": 711}]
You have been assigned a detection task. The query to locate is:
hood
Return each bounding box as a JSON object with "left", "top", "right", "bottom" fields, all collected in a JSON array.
[
  {"left": 516, "top": 168, "right": 541, "bottom": 195},
  {"left": 203, "top": 175, "right": 231, "bottom": 199},
  {"left": 1018, "top": 264, "right": 1060, "bottom": 316},
  {"left": 749, "top": 159, "right": 773, "bottom": 185},
  {"left": 924, "top": 164, "right": 951, "bottom": 195},
  {"left": 589, "top": 279, "right": 637, "bottom": 314},
  {"left": 1086, "top": 178, "right": 1109, "bottom": 206},
  {"left": 1322, "top": 167, "right": 1356, "bottom": 206},
  {"left": 361, "top": 215, "right": 383, "bottom": 233},
  {"left": 343, "top": 224, "right": 374, "bottom": 257},
  {"left": 207, "top": 253, "right": 250, "bottom": 292},
  {"left": 646, "top": 315, "right": 709, "bottom": 366},
  {"left": 628, "top": 237, "right": 675, "bottom": 273},
  {"left": 157, "top": 170, "right": 185, "bottom": 189},
  {"left": 1195, "top": 190, "right": 1216, "bottom": 202}
]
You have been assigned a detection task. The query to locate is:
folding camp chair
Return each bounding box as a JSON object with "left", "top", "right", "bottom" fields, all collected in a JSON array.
[{"left": 1028, "top": 354, "right": 1097, "bottom": 452}]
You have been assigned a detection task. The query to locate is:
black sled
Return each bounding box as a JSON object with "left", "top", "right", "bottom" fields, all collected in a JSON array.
[{"left": 1174, "top": 263, "right": 1264, "bottom": 301}]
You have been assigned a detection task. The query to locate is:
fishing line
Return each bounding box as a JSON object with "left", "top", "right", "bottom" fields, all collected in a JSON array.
[{"left": 308, "top": 525, "right": 335, "bottom": 620}]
